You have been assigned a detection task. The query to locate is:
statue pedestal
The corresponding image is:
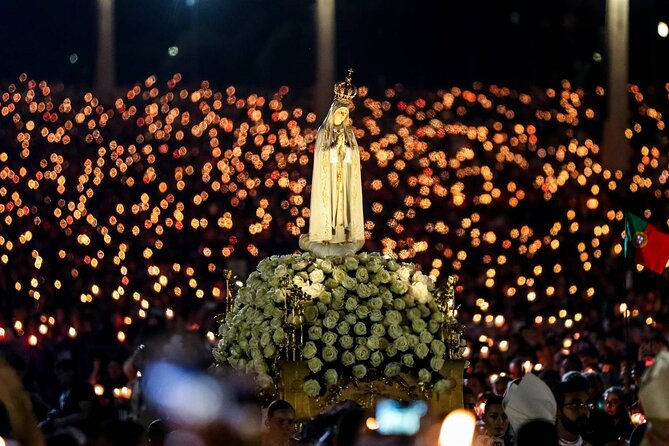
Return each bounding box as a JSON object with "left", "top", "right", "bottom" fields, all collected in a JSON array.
[
  {"left": 428, "top": 360, "right": 465, "bottom": 418},
  {"left": 278, "top": 360, "right": 465, "bottom": 420},
  {"left": 298, "top": 235, "right": 365, "bottom": 258},
  {"left": 277, "top": 360, "right": 322, "bottom": 419}
]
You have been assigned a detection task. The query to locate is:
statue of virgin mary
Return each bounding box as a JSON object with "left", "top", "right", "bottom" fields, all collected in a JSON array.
[{"left": 299, "top": 70, "right": 365, "bottom": 257}]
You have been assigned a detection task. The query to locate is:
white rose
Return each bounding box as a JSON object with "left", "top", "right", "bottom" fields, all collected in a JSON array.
[
  {"left": 308, "top": 358, "right": 323, "bottom": 373},
  {"left": 397, "top": 266, "right": 412, "bottom": 282},
  {"left": 275, "top": 264, "right": 290, "bottom": 278},
  {"left": 411, "top": 271, "right": 430, "bottom": 285},
  {"left": 303, "top": 341, "right": 318, "bottom": 359},
  {"left": 256, "top": 373, "right": 274, "bottom": 390},
  {"left": 253, "top": 360, "right": 269, "bottom": 374},
  {"left": 306, "top": 283, "right": 325, "bottom": 298},
  {"left": 309, "top": 269, "right": 325, "bottom": 283},
  {"left": 352, "top": 364, "right": 367, "bottom": 379},
  {"left": 250, "top": 348, "right": 262, "bottom": 361},
  {"left": 263, "top": 345, "right": 276, "bottom": 358},
  {"left": 303, "top": 379, "right": 321, "bottom": 397},
  {"left": 273, "top": 289, "right": 286, "bottom": 303},
  {"left": 409, "top": 282, "right": 429, "bottom": 304},
  {"left": 324, "top": 369, "right": 339, "bottom": 385},
  {"left": 293, "top": 259, "right": 309, "bottom": 271}
]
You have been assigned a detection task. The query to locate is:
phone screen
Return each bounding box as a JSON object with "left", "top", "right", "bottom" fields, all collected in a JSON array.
[{"left": 375, "top": 399, "right": 427, "bottom": 436}]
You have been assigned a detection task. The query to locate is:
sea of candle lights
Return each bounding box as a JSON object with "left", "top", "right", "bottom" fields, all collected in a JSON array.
[{"left": 0, "top": 73, "right": 667, "bottom": 364}]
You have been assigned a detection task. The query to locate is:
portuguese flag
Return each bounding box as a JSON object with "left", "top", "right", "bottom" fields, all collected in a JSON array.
[{"left": 624, "top": 212, "right": 669, "bottom": 274}]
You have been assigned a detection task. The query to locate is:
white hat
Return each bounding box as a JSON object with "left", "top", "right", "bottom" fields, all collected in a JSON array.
[
  {"left": 502, "top": 373, "right": 557, "bottom": 434},
  {"left": 639, "top": 351, "right": 669, "bottom": 420}
]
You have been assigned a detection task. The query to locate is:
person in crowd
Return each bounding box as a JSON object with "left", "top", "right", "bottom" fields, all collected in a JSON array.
[
  {"left": 90, "top": 356, "right": 129, "bottom": 394},
  {"left": 502, "top": 373, "right": 556, "bottom": 442},
  {"left": 474, "top": 392, "right": 494, "bottom": 435},
  {"left": 629, "top": 422, "right": 648, "bottom": 446},
  {"left": 263, "top": 400, "right": 298, "bottom": 446},
  {"left": 464, "top": 387, "right": 477, "bottom": 414},
  {"left": 473, "top": 395, "right": 510, "bottom": 446},
  {"left": 492, "top": 376, "right": 511, "bottom": 397},
  {"left": 3, "top": 349, "right": 51, "bottom": 422},
  {"left": 508, "top": 358, "right": 525, "bottom": 381},
  {"left": 39, "top": 358, "right": 98, "bottom": 440},
  {"left": 330, "top": 406, "right": 365, "bottom": 446},
  {"left": 620, "top": 358, "right": 645, "bottom": 407},
  {"left": 45, "top": 431, "right": 82, "bottom": 446},
  {"left": 476, "top": 392, "right": 496, "bottom": 416},
  {"left": 123, "top": 344, "right": 154, "bottom": 428},
  {"left": 560, "top": 355, "right": 584, "bottom": 378},
  {"left": 0, "top": 357, "right": 45, "bottom": 446},
  {"left": 539, "top": 370, "right": 562, "bottom": 395},
  {"left": 564, "top": 371, "right": 619, "bottom": 446},
  {"left": 515, "top": 420, "right": 559, "bottom": 446},
  {"left": 147, "top": 419, "right": 168, "bottom": 446},
  {"left": 94, "top": 419, "right": 148, "bottom": 446},
  {"left": 537, "top": 336, "right": 562, "bottom": 373},
  {"left": 582, "top": 372, "right": 606, "bottom": 411},
  {"left": 306, "top": 400, "right": 362, "bottom": 446},
  {"left": 0, "top": 401, "right": 22, "bottom": 446},
  {"left": 553, "top": 373, "right": 594, "bottom": 446},
  {"left": 602, "top": 387, "right": 633, "bottom": 441},
  {"left": 467, "top": 373, "right": 490, "bottom": 400}
]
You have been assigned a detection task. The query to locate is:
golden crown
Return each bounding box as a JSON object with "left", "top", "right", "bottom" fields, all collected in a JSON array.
[{"left": 334, "top": 68, "right": 357, "bottom": 104}]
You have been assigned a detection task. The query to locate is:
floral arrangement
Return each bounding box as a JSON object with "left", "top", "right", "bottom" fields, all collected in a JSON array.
[{"left": 213, "top": 251, "right": 465, "bottom": 398}]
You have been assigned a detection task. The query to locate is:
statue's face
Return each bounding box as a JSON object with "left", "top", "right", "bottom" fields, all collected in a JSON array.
[{"left": 333, "top": 106, "right": 349, "bottom": 126}]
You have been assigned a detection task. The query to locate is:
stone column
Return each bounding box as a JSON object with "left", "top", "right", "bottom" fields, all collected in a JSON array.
[
  {"left": 603, "top": 0, "right": 631, "bottom": 172},
  {"left": 95, "top": 0, "right": 116, "bottom": 95},
  {"left": 315, "top": 0, "right": 336, "bottom": 118}
]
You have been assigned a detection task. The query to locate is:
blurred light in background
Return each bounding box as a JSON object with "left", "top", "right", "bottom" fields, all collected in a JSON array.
[
  {"left": 145, "top": 362, "right": 224, "bottom": 425},
  {"left": 439, "top": 409, "right": 476, "bottom": 446}
]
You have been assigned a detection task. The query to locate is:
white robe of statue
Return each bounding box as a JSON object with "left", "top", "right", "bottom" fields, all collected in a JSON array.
[{"left": 300, "top": 101, "right": 364, "bottom": 257}]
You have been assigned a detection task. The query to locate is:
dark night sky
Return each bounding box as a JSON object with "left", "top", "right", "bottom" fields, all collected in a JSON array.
[{"left": 0, "top": 0, "right": 667, "bottom": 92}]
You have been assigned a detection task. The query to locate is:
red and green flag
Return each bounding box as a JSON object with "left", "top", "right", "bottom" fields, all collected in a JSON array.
[{"left": 624, "top": 212, "right": 669, "bottom": 274}]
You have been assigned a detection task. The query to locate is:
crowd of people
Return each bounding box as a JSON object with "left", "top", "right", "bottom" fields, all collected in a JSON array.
[
  {"left": 3, "top": 341, "right": 669, "bottom": 445},
  {"left": 0, "top": 72, "right": 667, "bottom": 444}
]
